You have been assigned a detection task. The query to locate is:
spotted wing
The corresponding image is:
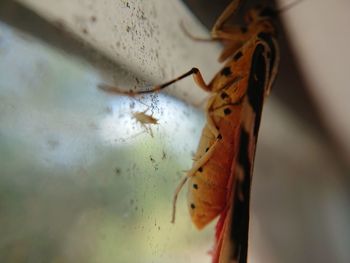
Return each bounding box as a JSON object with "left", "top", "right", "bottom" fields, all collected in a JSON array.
[{"left": 212, "top": 36, "right": 278, "bottom": 263}]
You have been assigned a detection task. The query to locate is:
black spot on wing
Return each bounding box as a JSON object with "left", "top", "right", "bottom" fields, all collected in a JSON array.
[
  {"left": 233, "top": 51, "right": 243, "bottom": 61},
  {"left": 221, "top": 66, "right": 232, "bottom": 76},
  {"left": 247, "top": 44, "right": 267, "bottom": 136},
  {"left": 230, "top": 128, "right": 251, "bottom": 263},
  {"left": 224, "top": 108, "right": 232, "bottom": 115},
  {"left": 221, "top": 92, "right": 229, "bottom": 99}
]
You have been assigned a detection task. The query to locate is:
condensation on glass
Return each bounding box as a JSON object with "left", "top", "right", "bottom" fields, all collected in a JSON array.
[
  {"left": 1, "top": 1, "right": 350, "bottom": 263},
  {"left": 0, "top": 21, "right": 216, "bottom": 263}
]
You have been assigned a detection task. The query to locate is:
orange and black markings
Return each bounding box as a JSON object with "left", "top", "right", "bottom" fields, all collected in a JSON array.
[{"left": 98, "top": 1, "right": 279, "bottom": 263}]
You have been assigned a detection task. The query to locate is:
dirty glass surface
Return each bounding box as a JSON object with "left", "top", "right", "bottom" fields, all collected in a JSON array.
[{"left": 0, "top": 22, "right": 215, "bottom": 263}]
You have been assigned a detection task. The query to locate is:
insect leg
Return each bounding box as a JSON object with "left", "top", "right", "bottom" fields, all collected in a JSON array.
[
  {"left": 189, "top": 99, "right": 243, "bottom": 176},
  {"left": 181, "top": 19, "right": 248, "bottom": 63},
  {"left": 144, "top": 124, "right": 154, "bottom": 138},
  {"left": 171, "top": 96, "right": 223, "bottom": 223},
  {"left": 184, "top": 95, "right": 224, "bottom": 176},
  {"left": 99, "top": 68, "right": 213, "bottom": 96},
  {"left": 205, "top": 95, "right": 220, "bottom": 137},
  {"left": 186, "top": 90, "right": 235, "bottom": 177},
  {"left": 181, "top": 0, "right": 246, "bottom": 43},
  {"left": 171, "top": 175, "right": 189, "bottom": 223},
  {"left": 180, "top": 21, "right": 217, "bottom": 42},
  {"left": 181, "top": 16, "right": 246, "bottom": 42},
  {"left": 211, "top": 0, "right": 243, "bottom": 38},
  {"left": 209, "top": 0, "right": 253, "bottom": 62},
  {"left": 171, "top": 134, "right": 221, "bottom": 223}
]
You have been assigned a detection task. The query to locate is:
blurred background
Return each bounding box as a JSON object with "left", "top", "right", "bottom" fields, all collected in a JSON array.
[{"left": 0, "top": 0, "right": 349, "bottom": 263}]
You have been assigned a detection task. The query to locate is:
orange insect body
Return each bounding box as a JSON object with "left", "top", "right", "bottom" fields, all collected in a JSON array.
[
  {"left": 173, "top": 1, "right": 279, "bottom": 262},
  {"left": 99, "top": 1, "right": 279, "bottom": 262}
]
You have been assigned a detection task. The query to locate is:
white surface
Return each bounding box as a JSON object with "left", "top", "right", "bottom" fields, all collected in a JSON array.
[
  {"left": 17, "top": 0, "right": 222, "bottom": 105},
  {"left": 279, "top": 0, "right": 350, "bottom": 160}
]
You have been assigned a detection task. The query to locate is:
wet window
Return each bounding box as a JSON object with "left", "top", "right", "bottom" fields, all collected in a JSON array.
[
  {"left": 0, "top": 21, "right": 215, "bottom": 262},
  {"left": 1, "top": 1, "right": 350, "bottom": 263}
]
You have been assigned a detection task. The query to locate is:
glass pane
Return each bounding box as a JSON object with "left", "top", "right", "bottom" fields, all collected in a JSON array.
[{"left": 0, "top": 22, "right": 215, "bottom": 263}]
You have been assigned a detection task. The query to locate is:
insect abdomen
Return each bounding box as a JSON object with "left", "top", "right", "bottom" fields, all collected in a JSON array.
[{"left": 188, "top": 110, "right": 242, "bottom": 229}]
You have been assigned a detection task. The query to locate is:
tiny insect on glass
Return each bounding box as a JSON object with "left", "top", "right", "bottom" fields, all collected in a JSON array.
[
  {"left": 132, "top": 109, "right": 158, "bottom": 137},
  {"left": 99, "top": 0, "right": 279, "bottom": 262}
]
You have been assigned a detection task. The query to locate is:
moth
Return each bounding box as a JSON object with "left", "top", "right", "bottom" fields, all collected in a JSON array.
[{"left": 99, "top": 0, "right": 279, "bottom": 262}]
